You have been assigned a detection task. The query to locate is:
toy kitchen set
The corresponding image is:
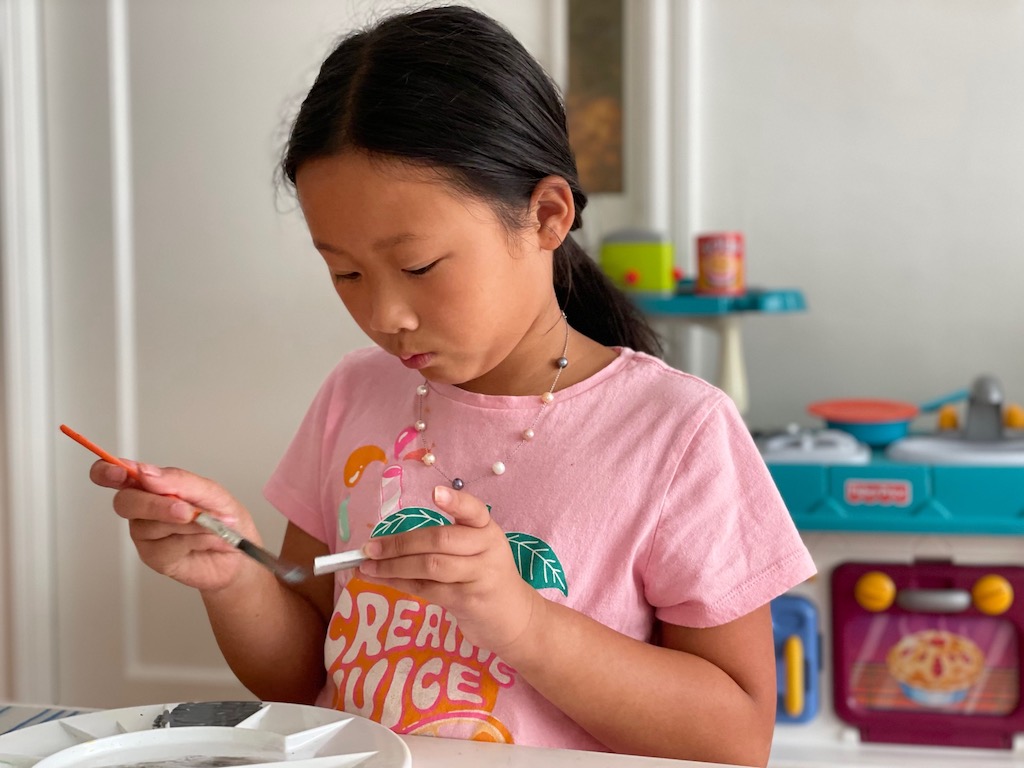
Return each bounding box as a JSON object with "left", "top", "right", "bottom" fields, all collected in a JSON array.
[
  {"left": 760, "top": 378, "right": 1024, "bottom": 768},
  {"left": 602, "top": 232, "right": 1024, "bottom": 767}
]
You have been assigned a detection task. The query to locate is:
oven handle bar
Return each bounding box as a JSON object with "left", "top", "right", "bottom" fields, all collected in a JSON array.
[{"left": 895, "top": 588, "right": 972, "bottom": 613}]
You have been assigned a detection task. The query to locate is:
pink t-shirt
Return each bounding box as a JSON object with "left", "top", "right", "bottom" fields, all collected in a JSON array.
[{"left": 264, "top": 345, "right": 815, "bottom": 751}]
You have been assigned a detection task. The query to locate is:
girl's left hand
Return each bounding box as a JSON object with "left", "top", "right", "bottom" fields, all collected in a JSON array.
[{"left": 357, "top": 485, "right": 541, "bottom": 655}]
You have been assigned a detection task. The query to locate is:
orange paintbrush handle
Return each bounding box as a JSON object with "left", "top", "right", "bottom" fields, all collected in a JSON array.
[
  {"left": 59, "top": 424, "right": 197, "bottom": 520},
  {"left": 60, "top": 424, "right": 142, "bottom": 481}
]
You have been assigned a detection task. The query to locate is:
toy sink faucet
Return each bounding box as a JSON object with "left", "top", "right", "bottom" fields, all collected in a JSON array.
[{"left": 965, "top": 375, "right": 1005, "bottom": 442}]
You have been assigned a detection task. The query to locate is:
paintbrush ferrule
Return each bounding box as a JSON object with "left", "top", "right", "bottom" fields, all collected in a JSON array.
[{"left": 193, "top": 512, "right": 243, "bottom": 547}]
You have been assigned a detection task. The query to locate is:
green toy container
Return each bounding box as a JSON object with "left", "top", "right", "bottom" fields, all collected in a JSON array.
[{"left": 599, "top": 231, "right": 676, "bottom": 295}]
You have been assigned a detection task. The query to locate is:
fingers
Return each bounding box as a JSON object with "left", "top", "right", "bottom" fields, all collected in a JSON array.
[
  {"left": 359, "top": 486, "right": 503, "bottom": 584},
  {"left": 391, "top": 519, "right": 478, "bottom": 556},
  {"left": 361, "top": 552, "right": 475, "bottom": 586},
  {"left": 131, "top": 520, "right": 239, "bottom": 578},
  {"left": 128, "top": 517, "right": 234, "bottom": 546},
  {"left": 363, "top": 491, "right": 492, "bottom": 562},
  {"left": 93, "top": 461, "right": 241, "bottom": 528},
  {"left": 85, "top": 454, "right": 253, "bottom": 591},
  {"left": 360, "top": 526, "right": 485, "bottom": 582},
  {"left": 124, "top": 463, "right": 239, "bottom": 516},
  {"left": 112, "top": 487, "right": 195, "bottom": 524},
  {"left": 89, "top": 458, "right": 134, "bottom": 489},
  {"left": 430, "top": 485, "right": 490, "bottom": 528}
]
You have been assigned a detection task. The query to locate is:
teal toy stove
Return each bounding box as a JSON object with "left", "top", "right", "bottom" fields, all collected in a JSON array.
[
  {"left": 768, "top": 453, "right": 1024, "bottom": 535},
  {"left": 761, "top": 376, "right": 1024, "bottom": 535}
]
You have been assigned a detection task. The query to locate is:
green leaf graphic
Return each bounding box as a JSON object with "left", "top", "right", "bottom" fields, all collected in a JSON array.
[
  {"left": 506, "top": 532, "right": 568, "bottom": 596},
  {"left": 372, "top": 507, "right": 451, "bottom": 537}
]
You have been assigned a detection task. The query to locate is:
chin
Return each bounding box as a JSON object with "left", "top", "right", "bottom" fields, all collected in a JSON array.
[{"left": 419, "top": 365, "right": 462, "bottom": 386}]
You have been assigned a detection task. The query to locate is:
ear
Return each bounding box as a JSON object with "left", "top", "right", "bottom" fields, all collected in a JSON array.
[{"left": 529, "top": 176, "right": 575, "bottom": 251}]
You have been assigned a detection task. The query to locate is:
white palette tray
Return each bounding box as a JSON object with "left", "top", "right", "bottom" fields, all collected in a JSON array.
[{"left": 0, "top": 701, "right": 410, "bottom": 768}]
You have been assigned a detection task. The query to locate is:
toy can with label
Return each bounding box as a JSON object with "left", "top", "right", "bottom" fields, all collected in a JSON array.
[{"left": 696, "top": 232, "right": 745, "bottom": 295}]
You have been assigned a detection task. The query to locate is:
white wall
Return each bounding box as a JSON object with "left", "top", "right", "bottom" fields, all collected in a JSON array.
[
  {"left": 0, "top": 3, "right": 8, "bottom": 696},
  {"left": 0, "top": 260, "right": 8, "bottom": 701},
  {"left": 693, "top": 0, "right": 1024, "bottom": 430}
]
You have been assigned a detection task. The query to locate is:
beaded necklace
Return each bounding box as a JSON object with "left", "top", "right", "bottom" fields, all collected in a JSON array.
[{"left": 414, "top": 312, "right": 570, "bottom": 489}]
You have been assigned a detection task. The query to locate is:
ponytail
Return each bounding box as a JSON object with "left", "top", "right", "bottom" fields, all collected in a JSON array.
[{"left": 554, "top": 237, "right": 663, "bottom": 356}]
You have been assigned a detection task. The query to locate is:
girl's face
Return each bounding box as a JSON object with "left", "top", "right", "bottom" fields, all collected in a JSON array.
[{"left": 296, "top": 151, "right": 561, "bottom": 394}]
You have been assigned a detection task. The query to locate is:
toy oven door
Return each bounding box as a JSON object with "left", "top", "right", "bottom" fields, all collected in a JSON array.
[{"left": 832, "top": 560, "right": 1024, "bottom": 749}]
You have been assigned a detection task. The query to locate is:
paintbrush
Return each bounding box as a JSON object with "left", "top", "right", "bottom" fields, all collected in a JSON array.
[{"left": 59, "top": 424, "right": 310, "bottom": 585}]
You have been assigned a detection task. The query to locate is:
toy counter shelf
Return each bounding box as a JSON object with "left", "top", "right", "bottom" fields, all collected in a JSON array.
[{"left": 633, "top": 281, "right": 807, "bottom": 414}]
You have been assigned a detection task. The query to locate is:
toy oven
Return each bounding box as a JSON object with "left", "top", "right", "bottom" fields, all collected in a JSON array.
[{"left": 832, "top": 560, "right": 1024, "bottom": 749}]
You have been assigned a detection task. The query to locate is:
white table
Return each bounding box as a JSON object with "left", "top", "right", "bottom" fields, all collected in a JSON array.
[{"left": 0, "top": 703, "right": 744, "bottom": 768}]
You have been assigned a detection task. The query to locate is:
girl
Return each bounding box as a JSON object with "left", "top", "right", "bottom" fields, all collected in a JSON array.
[{"left": 89, "top": 6, "right": 814, "bottom": 765}]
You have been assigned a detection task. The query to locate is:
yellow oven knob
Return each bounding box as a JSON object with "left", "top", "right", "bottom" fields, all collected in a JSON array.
[
  {"left": 972, "top": 574, "right": 1014, "bottom": 615},
  {"left": 854, "top": 571, "right": 896, "bottom": 612}
]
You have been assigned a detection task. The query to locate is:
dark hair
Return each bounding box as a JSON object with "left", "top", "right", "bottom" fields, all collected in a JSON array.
[{"left": 282, "top": 4, "right": 662, "bottom": 356}]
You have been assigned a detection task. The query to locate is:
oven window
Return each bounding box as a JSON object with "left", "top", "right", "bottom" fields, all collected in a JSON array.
[{"left": 843, "top": 614, "right": 1019, "bottom": 715}]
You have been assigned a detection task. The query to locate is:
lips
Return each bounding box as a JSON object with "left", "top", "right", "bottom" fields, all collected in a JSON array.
[{"left": 399, "top": 352, "right": 434, "bottom": 370}]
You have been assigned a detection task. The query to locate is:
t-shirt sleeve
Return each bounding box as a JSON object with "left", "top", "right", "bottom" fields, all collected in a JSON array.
[
  {"left": 262, "top": 367, "right": 343, "bottom": 545},
  {"left": 644, "top": 394, "right": 816, "bottom": 628}
]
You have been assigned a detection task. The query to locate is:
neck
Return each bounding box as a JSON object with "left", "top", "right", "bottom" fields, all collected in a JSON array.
[{"left": 457, "top": 306, "right": 568, "bottom": 396}]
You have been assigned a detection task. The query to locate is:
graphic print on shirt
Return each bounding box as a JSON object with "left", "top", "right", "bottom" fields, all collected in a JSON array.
[{"left": 327, "top": 427, "right": 568, "bottom": 741}]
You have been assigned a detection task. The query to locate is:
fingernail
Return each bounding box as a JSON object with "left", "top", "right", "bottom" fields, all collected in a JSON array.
[
  {"left": 362, "top": 540, "right": 381, "bottom": 558},
  {"left": 106, "top": 465, "right": 127, "bottom": 483},
  {"left": 433, "top": 486, "right": 452, "bottom": 505},
  {"left": 170, "top": 501, "right": 194, "bottom": 522},
  {"left": 139, "top": 463, "right": 162, "bottom": 477},
  {"left": 218, "top": 513, "right": 238, "bottom": 526}
]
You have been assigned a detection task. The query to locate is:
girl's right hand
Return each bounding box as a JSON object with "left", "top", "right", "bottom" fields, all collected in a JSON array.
[{"left": 89, "top": 459, "right": 261, "bottom": 593}]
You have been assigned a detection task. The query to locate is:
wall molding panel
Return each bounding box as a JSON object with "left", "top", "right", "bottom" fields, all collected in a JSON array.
[{"left": 1, "top": 0, "right": 58, "bottom": 704}]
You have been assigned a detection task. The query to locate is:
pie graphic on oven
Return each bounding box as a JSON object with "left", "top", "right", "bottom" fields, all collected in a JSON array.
[{"left": 886, "top": 629, "right": 985, "bottom": 706}]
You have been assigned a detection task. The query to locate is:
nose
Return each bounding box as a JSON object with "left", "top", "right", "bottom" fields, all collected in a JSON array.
[{"left": 368, "top": 285, "right": 418, "bottom": 335}]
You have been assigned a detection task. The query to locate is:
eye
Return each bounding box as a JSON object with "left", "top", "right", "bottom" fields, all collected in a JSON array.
[
  {"left": 333, "top": 272, "right": 360, "bottom": 283},
  {"left": 404, "top": 261, "right": 438, "bottom": 276}
]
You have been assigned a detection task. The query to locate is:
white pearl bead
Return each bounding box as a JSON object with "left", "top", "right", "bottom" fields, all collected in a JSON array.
[
  {"left": 417, "top": 384, "right": 428, "bottom": 396},
  {"left": 522, "top": 428, "right": 535, "bottom": 440},
  {"left": 492, "top": 461, "right": 506, "bottom": 475},
  {"left": 415, "top": 420, "right": 426, "bottom": 432},
  {"left": 422, "top": 452, "right": 436, "bottom": 466},
  {"left": 540, "top": 391, "right": 554, "bottom": 404}
]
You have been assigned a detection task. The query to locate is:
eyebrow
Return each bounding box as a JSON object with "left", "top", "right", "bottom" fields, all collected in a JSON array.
[{"left": 313, "top": 232, "right": 425, "bottom": 255}]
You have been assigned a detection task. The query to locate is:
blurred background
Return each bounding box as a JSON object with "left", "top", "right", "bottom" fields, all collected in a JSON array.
[{"left": 2, "top": 0, "right": 1022, "bottom": 709}]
